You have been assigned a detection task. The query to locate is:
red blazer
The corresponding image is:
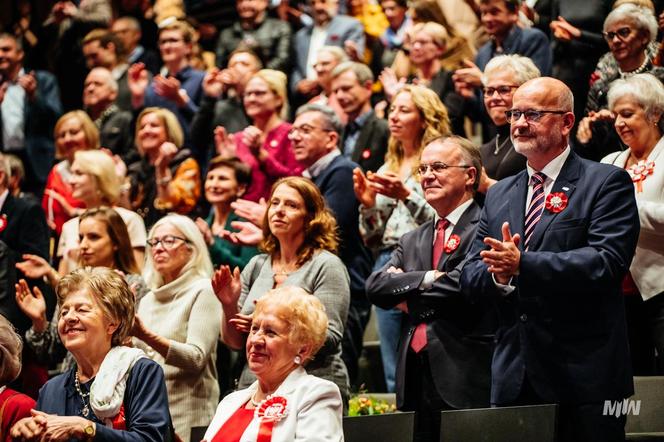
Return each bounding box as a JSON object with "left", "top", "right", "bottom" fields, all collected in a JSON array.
[{"left": 0, "top": 388, "right": 35, "bottom": 442}]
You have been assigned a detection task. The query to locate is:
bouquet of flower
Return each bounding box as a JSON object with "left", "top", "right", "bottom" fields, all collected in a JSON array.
[{"left": 348, "top": 394, "right": 397, "bottom": 416}]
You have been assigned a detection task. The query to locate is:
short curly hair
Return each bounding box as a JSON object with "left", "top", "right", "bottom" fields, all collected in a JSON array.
[
  {"left": 385, "top": 85, "right": 451, "bottom": 174},
  {"left": 260, "top": 177, "right": 339, "bottom": 266},
  {"left": 57, "top": 267, "right": 135, "bottom": 347},
  {"left": 0, "top": 315, "right": 23, "bottom": 384},
  {"left": 253, "top": 286, "right": 328, "bottom": 363}
]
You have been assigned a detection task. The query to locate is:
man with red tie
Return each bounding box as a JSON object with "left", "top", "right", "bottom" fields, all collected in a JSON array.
[
  {"left": 366, "top": 136, "right": 496, "bottom": 442},
  {"left": 460, "top": 77, "right": 640, "bottom": 442}
]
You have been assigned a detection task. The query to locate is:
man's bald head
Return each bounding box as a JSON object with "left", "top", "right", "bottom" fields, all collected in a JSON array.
[{"left": 514, "top": 77, "right": 574, "bottom": 114}]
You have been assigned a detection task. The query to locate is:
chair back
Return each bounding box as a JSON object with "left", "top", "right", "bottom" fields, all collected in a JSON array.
[
  {"left": 190, "top": 426, "right": 208, "bottom": 442},
  {"left": 439, "top": 404, "right": 558, "bottom": 442},
  {"left": 343, "top": 412, "right": 415, "bottom": 442},
  {"left": 626, "top": 376, "right": 664, "bottom": 437}
]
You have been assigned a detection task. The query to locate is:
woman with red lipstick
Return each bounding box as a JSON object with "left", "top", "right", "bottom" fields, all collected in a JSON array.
[
  {"left": 601, "top": 73, "right": 664, "bottom": 376},
  {"left": 214, "top": 70, "right": 303, "bottom": 203},
  {"left": 352, "top": 85, "right": 448, "bottom": 392},
  {"left": 213, "top": 177, "right": 350, "bottom": 404},
  {"left": 42, "top": 111, "right": 99, "bottom": 236},
  {"left": 204, "top": 287, "right": 343, "bottom": 442},
  {"left": 10, "top": 268, "right": 173, "bottom": 442}
]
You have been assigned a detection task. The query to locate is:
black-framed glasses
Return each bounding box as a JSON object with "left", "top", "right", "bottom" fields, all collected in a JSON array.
[
  {"left": 505, "top": 109, "right": 567, "bottom": 123},
  {"left": 603, "top": 27, "right": 632, "bottom": 41},
  {"left": 287, "top": 124, "right": 333, "bottom": 137},
  {"left": 417, "top": 162, "right": 471, "bottom": 175},
  {"left": 483, "top": 85, "right": 519, "bottom": 97},
  {"left": 146, "top": 235, "right": 190, "bottom": 249}
]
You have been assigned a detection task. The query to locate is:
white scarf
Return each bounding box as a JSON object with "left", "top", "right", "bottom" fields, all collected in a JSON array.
[{"left": 89, "top": 346, "right": 146, "bottom": 426}]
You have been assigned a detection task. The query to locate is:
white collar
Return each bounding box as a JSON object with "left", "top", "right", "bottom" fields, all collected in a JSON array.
[
  {"left": 434, "top": 198, "right": 474, "bottom": 227},
  {"left": 526, "top": 145, "right": 571, "bottom": 183},
  {"left": 0, "top": 189, "right": 10, "bottom": 212}
]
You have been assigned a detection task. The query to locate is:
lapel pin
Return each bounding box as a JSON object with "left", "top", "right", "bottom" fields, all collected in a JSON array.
[{"left": 562, "top": 186, "right": 569, "bottom": 191}]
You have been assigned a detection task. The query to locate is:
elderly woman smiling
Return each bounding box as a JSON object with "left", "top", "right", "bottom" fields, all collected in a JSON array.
[
  {"left": 132, "top": 214, "right": 221, "bottom": 441},
  {"left": 204, "top": 286, "right": 343, "bottom": 442},
  {"left": 601, "top": 73, "right": 664, "bottom": 376},
  {"left": 10, "top": 267, "right": 173, "bottom": 441}
]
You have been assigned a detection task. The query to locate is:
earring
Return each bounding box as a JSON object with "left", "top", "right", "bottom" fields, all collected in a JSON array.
[{"left": 294, "top": 355, "right": 302, "bottom": 365}]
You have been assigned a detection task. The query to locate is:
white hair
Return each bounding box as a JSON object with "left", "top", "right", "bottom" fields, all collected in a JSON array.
[
  {"left": 608, "top": 73, "right": 664, "bottom": 120},
  {"left": 482, "top": 54, "right": 541, "bottom": 86},
  {"left": 604, "top": 3, "right": 658, "bottom": 42},
  {"left": 143, "top": 214, "right": 213, "bottom": 289}
]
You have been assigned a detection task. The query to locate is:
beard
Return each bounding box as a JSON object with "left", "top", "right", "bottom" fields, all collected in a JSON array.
[{"left": 511, "top": 126, "right": 565, "bottom": 157}]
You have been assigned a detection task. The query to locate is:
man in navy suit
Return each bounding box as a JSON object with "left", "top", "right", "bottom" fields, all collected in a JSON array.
[
  {"left": 460, "top": 77, "right": 640, "bottom": 442},
  {"left": 366, "top": 136, "right": 495, "bottom": 442},
  {"left": 290, "top": 103, "right": 373, "bottom": 388}
]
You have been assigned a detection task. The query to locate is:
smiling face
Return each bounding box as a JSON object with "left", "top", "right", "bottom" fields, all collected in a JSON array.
[
  {"left": 243, "top": 76, "right": 281, "bottom": 120},
  {"left": 267, "top": 183, "right": 308, "bottom": 239},
  {"left": 311, "top": 0, "right": 339, "bottom": 26},
  {"left": 314, "top": 50, "right": 341, "bottom": 90},
  {"left": 149, "top": 223, "right": 193, "bottom": 282},
  {"left": 69, "top": 160, "right": 98, "bottom": 202},
  {"left": 137, "top": 112, "right": 168, "bottom": 153},
  {"left": 388, "top": 91, "right": 424, "bottom": 143},
  {"left": 483, "top": 70, "right": 519, "bottom": 126},
  {"left": 56, "top": 117, "right": 89, "bottom": 162},
  {"left": 78, "top": 216, "right": 116, "bottom": 268},
  {"left": 290, "top": 111, "right": 337, "bottom": 167},
  {"left": 332, "top": 69, "right": 372, "bottom": 117},
  {"left": 158, "top": 29, "right": 190, "bottom": 65},
  {"left": 480, "top": 0, "right": 518, "bottom": 40},
  {"left": 409, "top": 30, "right": 442, "bottom": 66},
  {"left": 205, "top": 165, "right": 243, "bottom": 205},
  {"left": 0, "top": 37, "right": 23, "bottom": 77},
  {"left": 57, "top": 288, "right": 117, "bottom": 356},
  {"left": 82, "top": 39, "right": 117, "bottom": 70},
  {"left": 228, "top": 52, "right": 261, "bottom": 87},
  {"left": 613, "top": 96, "right": 658, "bottom": 151},
  {"left": 83, "top": 69, "right": 117, "bottom": 111},
  {"left": 246, "top": 312, "right": 300, "bottom": 380},
  {"left": 419, "top": 139, "right": 475, "bottom": 216},
  {"left": 381, "top": 0, "right": 407, "bottom": 30},
  {"left": 237, "top": 0, "right": 268, "bottom": 21},
  {"left": 605, "top": 19, "right": 649, "bottom": 65}
]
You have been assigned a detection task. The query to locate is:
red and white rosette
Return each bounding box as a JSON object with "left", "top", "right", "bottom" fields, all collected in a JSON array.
[
  {"left": 628, "top": 160, "right": 655, "bottom": 193},
  {"left": 444, "top": 234, "right": 461, "bottom": 253},
  {"left": 0, "top": 215, "right": 6, "bottom": 233},
  {"left": 255, "top": 396, "right": 288, "bottom": 442},
  {"left": 545, "top": 192, "right": 568, "bottom": 213}
]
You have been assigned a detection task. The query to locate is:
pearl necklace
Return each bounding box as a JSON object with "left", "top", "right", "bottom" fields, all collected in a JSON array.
[
  {"left": 619, "top": 51, "right": 650, "bottom": 78},
  {"left": 74, "top": 372, "right": 91, "bottom": 417}
]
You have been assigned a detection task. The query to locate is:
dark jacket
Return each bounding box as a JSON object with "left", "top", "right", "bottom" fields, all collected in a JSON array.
[{"left": 340, "top": 111, "right": 389, "bottom": 173}]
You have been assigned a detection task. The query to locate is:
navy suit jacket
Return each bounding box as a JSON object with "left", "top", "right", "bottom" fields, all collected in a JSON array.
[
  {"left": 366, "top": 201, "right": 495, "bottom": 409},
  {"left": 291, "top": 15, "right": 366, "bottom": 92},
  {"left": 312, "top": 154, "right": 373, "bottom": 296},
  {"left": 460, "top": 151, "right": 639, "bottom": 405}
]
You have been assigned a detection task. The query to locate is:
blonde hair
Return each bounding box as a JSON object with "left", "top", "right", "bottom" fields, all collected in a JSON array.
[
  {"left": 386, "top": 85, "right": 451, "bottom": 173},
  {"left": 410, "top": 22, "right": 448, "bottom": 49},
  {"left": 56, "top": 267, "right": 135, "bottom": 347},
  {"left": 0, "top": 315, "right": 22, "bottom": 384},
  {"left": 135, "top": 107, "right": 184, "bottom": 155},
  {"left": 54, "top": 111, "right": 100, "bottom": 159},
  {"left": 253, "top": 286, "right": 328, "bottom": 363},
  {"left": 251, "top": 69, "right": 289, "bottom": 120},
  {"left": 73, "top": 150, "right": 121, "bottom": 204}
]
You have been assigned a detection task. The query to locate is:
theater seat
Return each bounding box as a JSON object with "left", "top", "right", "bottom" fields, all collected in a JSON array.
[
  {"left": 343, "top": 411, "right": 415, "bottom": 442},
  {"left": 626, "top": 376, "right": 664, "bottom": 442}
]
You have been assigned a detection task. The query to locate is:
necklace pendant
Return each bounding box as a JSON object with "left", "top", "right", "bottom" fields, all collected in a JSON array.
[{"left": 82, "top": 404, "right": 90, "bottom": 417}]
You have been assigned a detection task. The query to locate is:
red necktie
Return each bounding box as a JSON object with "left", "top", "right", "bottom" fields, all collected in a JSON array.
[{"left": 411, "top": 218, "right": 450, "bottom": 353}]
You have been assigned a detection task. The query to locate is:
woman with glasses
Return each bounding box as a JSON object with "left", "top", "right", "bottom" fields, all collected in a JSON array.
[
  {"left": 577, "top": 3, "right": 664, "bottom": 160},
  {"left": 213, "top": 177, "right": 351, "bottom": 404},
  {"left": 16, "top": 207, "right": 148, "bottom": 373},
  {"left": 214, "top": 69, "right": 303, "bottom": 203},
  {"left": 352, "top": 85, "right": 448, "bottom": 392},
  {"left": 132, "top": 214, "right": 220, "bottom": 442},
  {"left": 478, "top": 55, "right": 540, "bottom": 193}
]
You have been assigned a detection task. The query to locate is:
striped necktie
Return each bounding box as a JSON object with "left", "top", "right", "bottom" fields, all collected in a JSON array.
[{"left": 524, "top": 172, "right": 547, "bottom": 250}]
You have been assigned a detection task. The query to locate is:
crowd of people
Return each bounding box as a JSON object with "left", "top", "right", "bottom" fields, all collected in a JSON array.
[{"left": 1, "top": 0, "right": 663, "bottom": 441}]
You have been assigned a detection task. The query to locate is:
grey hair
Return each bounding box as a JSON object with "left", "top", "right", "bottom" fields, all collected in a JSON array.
[
  {"left": 482, "top": 54, "right": 541, "bottom": 86},
  {"left": 608, "top": 73, "right": 664, "bottom": 120},
  {"left": 558, "top": 85, "right": 575, "bottom": 113},
  {"left": 296, "top": 103, "right": 343, "bottom": 134},
  {"left": 317, "top": 46, "right": 348, "bottom": 63},
  {"left": 143, "top": 214, "right": 213, "bottom": 289},
  {"left": 331, "top": 61, "right": 374, "bottom": 84},
  {"left": 87, "top": 67, "right": 119, "bottom": 93},
  {"left": 0, "top": 314, "right": 23, "bottom": 384},
  {"left": 424, "top": 136, "right": 482, "bottom": 193},
  {"left": 0, "top": 153, "right": 11, "bottom": 187},
  {"left": 604, "top": 3, "right": 658, "bottom": 42},
  {"left": 114, "top": 16, "right": 141, "bottom": 32}
]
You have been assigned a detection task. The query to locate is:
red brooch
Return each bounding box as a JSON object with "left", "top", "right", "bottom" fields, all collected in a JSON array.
[
  {"left": 0, "top": 215, "right": 7, "bottom": 233},
  {"left": 361, "top": 149, "right": 371, "bottom": 160},
  {"left": 330, "top": 34, "right": 340, "bottom": 41},
  {"left": 628, "top": 160, "right": 655, "bottom": 193},
  {"left": 545, "top": 192, "right": 568, "bottom": 213},
  {"left": 589, "top": 71, "right": 601, "bottom": 87},
  {"left": 444, "top": 234, "right": 460, "bottom": 253},
  {"left": 255, "top": 396, "right": 288, "bottom": 422}
]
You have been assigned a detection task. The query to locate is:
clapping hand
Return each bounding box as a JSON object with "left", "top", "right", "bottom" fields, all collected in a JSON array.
[
  {"left": 220, "top": 220, "right": 264, "bottom": 246},
  {"left": 154, "top": 142, "right": 178, "bottom": 170},
  {"left": 230, "top": 198, "right": 267, "bottom": 226},
  {"left": 214, "top": 126, "right": 237, "bottom": 157},
  {"left": 481, "top": 221, "right": 521, "bottom": 284},
  {"left": 14, "top": 279, "right": 47, "bottom": 330},
  {"left": 242, "top": 125, "right": 265, "bottom": 156},
  {"left": 128, "top": 63, "right": 149, "bottom": 107},
  {"left": 367, "top": 171, "right": 411, "bottom": 200},
  {"left": 352, "top": 168, "right": 377, "bottom": 208},
  {"left": 229, "top": 313, "right": 253, "bottom": 333},
  {"left": 379, "top": 68, "right": 406, "bottom": 102},
  {"left": 452, "top": 59, "right": 483, "bottom": 97},
  {"left": 17, "top": 71, "right": 37, "bottom": 101},
  {"left": 153, "top": 75, "right": 187, "bottom": 106},
  {"left": 212, "top": 265, "right": 242, "bottom": 308}
]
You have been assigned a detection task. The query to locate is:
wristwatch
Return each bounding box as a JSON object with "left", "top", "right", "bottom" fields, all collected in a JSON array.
[{"left": 83, "top": 421, "right": 96, "bottom": 440}]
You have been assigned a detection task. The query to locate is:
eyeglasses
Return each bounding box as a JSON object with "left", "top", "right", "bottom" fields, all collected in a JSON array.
[
  {"left": 287, "top": 124, "right": 333, "bottom": 137},
  {"left": 417, "top": 162, "right": 471, "bottom": 175},
  {"left": 603, "top": 27, "right": 632, "bottom": 41},
  {"left": 158, "top": 37, "right": 184, "bottom": 45},
  {"left": 146, "top": 235, "right": 190, "bottom": 249},
  {"left": 505, "top": 109, "right": 567, "bottom": 123},
  {"left": 483, "top": 85, "right": 519, "bottom": 97}
]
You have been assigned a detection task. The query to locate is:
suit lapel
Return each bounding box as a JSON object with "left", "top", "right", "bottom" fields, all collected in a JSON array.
[
  {"left": 509, "top": 171, "right": 529, "bottom": 244},
  {"left": 440, "top": 202, "right": 480, "bottom": 270},
  {"left": 527, "top": 152, "right": 581, "bottom": 250},
  {"left": 352, "top": 113, "right": 375, "bottom": 163},
  {"left": 419, "top": 220, "right": 435, "bottom": 270}
]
